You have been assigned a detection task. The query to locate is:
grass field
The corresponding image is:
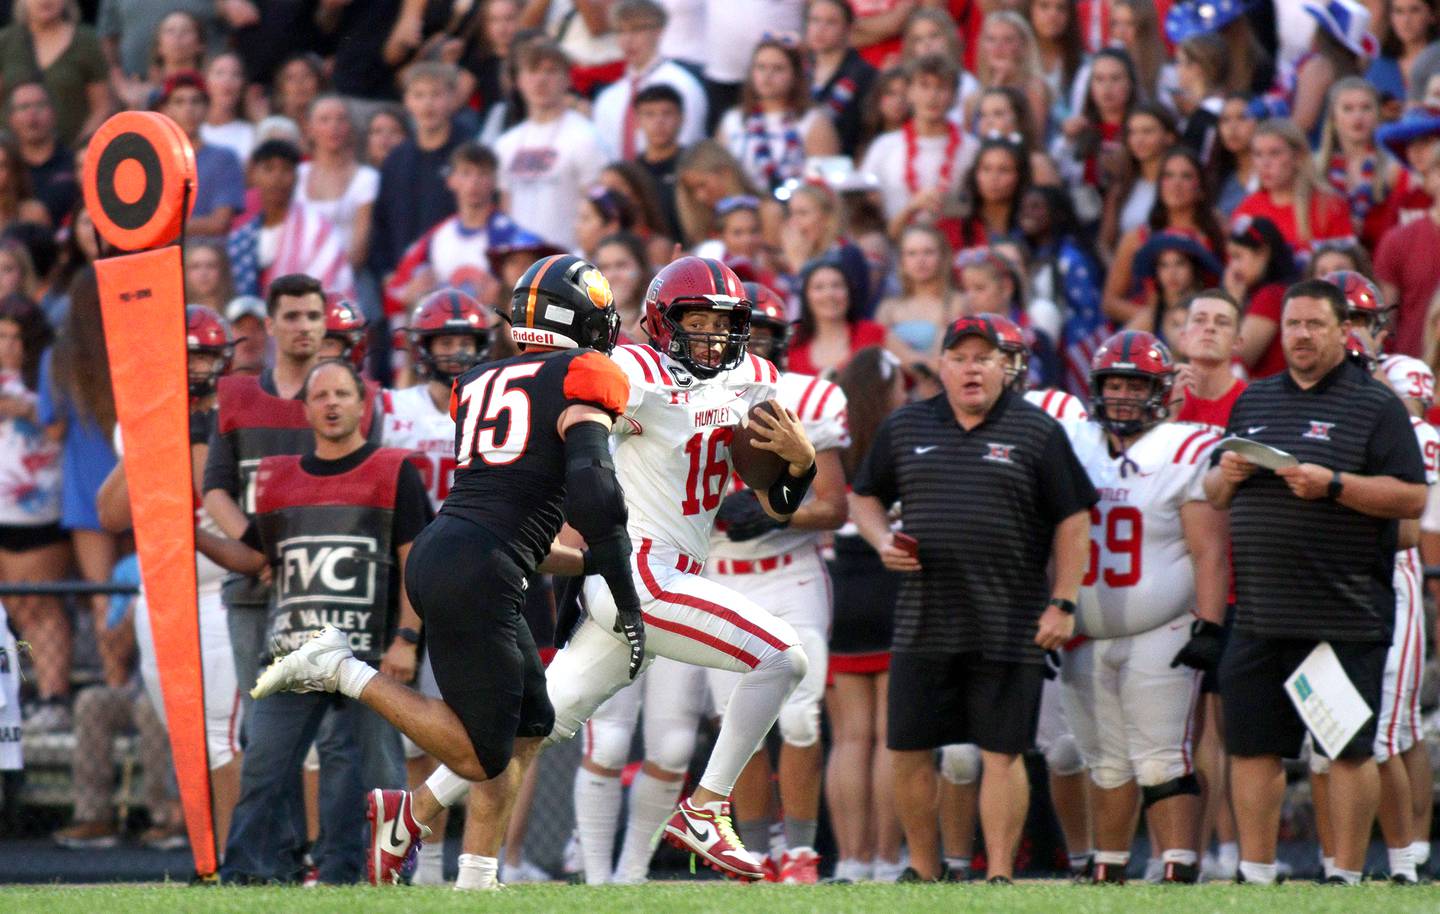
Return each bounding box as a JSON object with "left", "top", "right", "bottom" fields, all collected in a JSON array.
[{"left": 4, "top": 881, "right": 1440, "bottom": 914}]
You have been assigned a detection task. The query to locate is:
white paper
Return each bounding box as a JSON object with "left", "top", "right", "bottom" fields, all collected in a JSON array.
[
  {"left": 1217, "top": 436, "right": 1299, "bottom": 471},
  {"left": 1285, "top": 642, "right": 1374, "bottom": 759}
]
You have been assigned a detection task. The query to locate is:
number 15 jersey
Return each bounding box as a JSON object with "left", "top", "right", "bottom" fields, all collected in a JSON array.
[
  {"left": 610, "top": 344, "right": 779, "bottom": 563},
  {"left": 443, "top": 348, "right": 630, "bottom": 573}
]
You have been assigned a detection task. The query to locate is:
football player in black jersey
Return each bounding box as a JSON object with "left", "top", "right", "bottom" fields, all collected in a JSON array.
[{"left": 250, "top": 255, "right": 643, "bottom": 888}]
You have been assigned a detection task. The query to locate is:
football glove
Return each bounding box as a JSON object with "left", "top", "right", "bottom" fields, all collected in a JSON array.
[
  {"left": 1170, "top": 619, "right": 1225, "bottom": 672},
  {"left": 613, "top": 603, "right": 646, "bottom": 680},
  {"left": 716, "top": 489, "right": 789, "bottom": 542}
]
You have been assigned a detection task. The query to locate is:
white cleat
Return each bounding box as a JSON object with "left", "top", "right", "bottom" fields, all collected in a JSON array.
[{"left": 251, "top": 626, "right": 352, "bottom": 698}]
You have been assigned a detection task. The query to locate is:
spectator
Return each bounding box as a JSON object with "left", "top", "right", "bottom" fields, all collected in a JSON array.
[
  {"left": 317, "top": 0, "right": 402, "bottom": 103},
  {"left": 716, "top": 37, "right": 840, "bottom": 195},
  {"left": 6, "top": 81, "right": 79, "bottom": 227},
  {"left": 897, "top": 8, "right": 976, "bottom": 118},
  {"left": 1377, "top": 145, "right": 1440, "bottom": 358},
  {"left": 1286, "top": 0, "right": 1374, "bottom": 139},
  {"left": 1105, "top": 145, "right": 1225, "bottom": 325},
  {"left": 776, "top": 184, "right": 866, "bottom": 297},
  {"left": 137, "top": 10, "right": 209, "bottom": 108},
  {"left": 158, "top": 70, "right": 246, "bottom": 240},
  {"left": 0, "top": 135, "right": 51, "bottom": 232},
  {"left": 201, "top": 50, "right": 257, "bottom": 167},
  {"left": 271, "top": 52, "right": 326, "bottom": 127},
  {"left": 855, "top": 65, "right": 909, "bottom": 163},
  {"left": 0, "top": 297, "right": 64, "bottom": 731},
  {"left": 1173, "top": 287, "right": 1247, "bottom": 425},
  {"left": 591, "top": 0, "right": 707, "bottom": 161},
  {"left": 520, "top": 0, "right": 621, "bottom": 95},
  {"left": 824, "top": 345, "right": 906, "bottom": 884},
  {"left": 875, "top": 224, "right": 961, "bottom": 373},
  {"left": 1211, "top": 94, "right": 1259, "bottom": 217},
  {"left": 963, "top": 10, "right": 1049, "bottom": 139},
  {"left": 1204, "top": 279, "right": 1426, "bottom": 887},
  {"left": 1108, "top": 0, "right": 1176, "bottom": 105},
  {"left": 1306, "top": 239, "right": 1372, "bottom": 282},
  {"left": 1055, "top": 49, "right": 1137, "bottom": 227},
  {"left": 575, "top": 187, "right": 637, "bottom": 261},
  {"left": 1165, "top": 0, "right": 1273, "bottom": 97},
  {"left": 96, "top": 0, "right": 223, "bottom": 89},
  {"left": 673, "top": 139, "right": 764, "bottom": 246},
  {"left": 364, "top": 104, "right": 411, "bottom": 170},
  {"left": 1226, "top": 214, "right": 1298, "bottom": 378},
  {"left": 1173, "top": 33, "right": 1227, "bottom": 165},
  {"left": 1374, "top": 103, "right": 1440, "bottom": 229},
  {"left": 0, "top": 242, "right": 38, "bottom": 304},
  {"left": 297, "top": 96, "right": 379, "bottom": 271},
  {"left": 957, "top": 247, "right": 1061, "bottom": 388},
  {"left": 1029, "top": 0, "right": 1084, "bottom": 125},
  {"left": 46, "top": 197, "right": 96, "bottom": 326},
  {"left": 494, "top": 43, "right": 603, "bottom": 250},
  {"left": 861, "top": 54, "right": 979, "bottom": 235},
  {"left": 594, "top": 231, "right": 650, "bottom": 340},
  {"left": 700, "top": 0, "right": 804, "bottom": 128},
  {"left": 1125, "top": 230, "right": 1221, "bottom": 343},
  {"left": 38, "top": 267, "right": 123, "bottom": 689},
  {"left": 1100, "top": 103, "right": 1178, "bottom": 255},
  {"left": 656, "top": 0, "right": 704, "bottom": 71},
  {"left": 598, "top": 160, "right": 673, "bottom": 244},
  {"left": 225, "top": 0, "right": 321, "bottom": 91},
  {"left": 469, "top": 0, "right": 523, "bottom": 121},
  {"left": 1366, "top": 0, "right": 1438, "bottom": 109},
  {"left": 1017, "top": 184, "right": 1107, "bottom": 395},
  {"left": 628, "top": 84, "right": 687, "bottom": 240},
  {"left": 370, "top": 62, "right": 463, "bottom": 290},
  {"left": 185, "top": 242, "right": 234, "bottom": 313},
  {"left": 228, "top": 140, "right": 355, "bottom": 301},
  {"left": 1232, "top": 119, "right": 1352, "bottom": 260},
  {"left": 805, "top": 0, "right": 877, "bottom": 159},
  {"left": 850, "top": 314, "right": 1096, "bottom": 882},
  {"left": 0, "top": 0, "right": 111, "bottom": 147},
  {"left": 788, "top": 257, "right": 887, "bottom": 378},
  {"left": 955, "top": 138, "right": 1030, "bottom": 250},
  {"left": 224, "top": 295, "right": 268, "bottom": 376},
  {"left": 1314, "top": 79, "right": 1389, "bottom": 251},
  {"left": 973, "top": 86, "right": 1062, "bottom": 186}
]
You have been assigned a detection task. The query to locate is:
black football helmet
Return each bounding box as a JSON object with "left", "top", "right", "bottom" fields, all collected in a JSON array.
[{"left": 509, "top": 254, "right": 620, "bottom": 353}]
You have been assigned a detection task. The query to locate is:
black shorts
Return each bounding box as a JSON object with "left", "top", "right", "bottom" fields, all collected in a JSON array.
[
  {"left": 887, "top": 652, "right": 1044, "bottom": 754},
  {"left": 0, "top": 521, "right": 67, "bottom": 553},
  {"left": 404, "top": 514, "right": 554, "bottom": 779},
  {"left": 1219, "top": 631, "right": 1386, "bottom": 761},
  {"left": 827, "top": 535, "right": 897, "bottom": 657},
  {"left": 1199, "top": 603, "right": 1236, "bottom": 695}
]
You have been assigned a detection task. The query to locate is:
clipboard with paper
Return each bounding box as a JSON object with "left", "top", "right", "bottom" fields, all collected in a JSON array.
[
  {"left": 1284, "top": 642, "right": 1374, "bottom": 758},
  {"left": 1216, "top": 437, "right": 1299, "bottom": 471}
]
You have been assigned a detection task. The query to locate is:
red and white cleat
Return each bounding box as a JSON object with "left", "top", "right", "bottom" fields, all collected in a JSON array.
[
  {"left": 366, "top": 788, "right": 430, "bottom": 885},
  {"left": 662, "top": 797, "right": 764, "bottom": 881},
  {"left": 779, "top": 847, "right": 820, "bottom": 884},
  {"left": 760, "top": 855, "right": 782, "bottom": 883}
]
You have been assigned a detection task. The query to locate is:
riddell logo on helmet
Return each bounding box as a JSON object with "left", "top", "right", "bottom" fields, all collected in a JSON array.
[{"left": 513, "top": 327, "right": 566, "bottom": 347}]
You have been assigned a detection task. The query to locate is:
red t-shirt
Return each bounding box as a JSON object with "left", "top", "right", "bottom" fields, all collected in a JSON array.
[
  {"left": 1374, "top": 215, "right": 1440, "bottom": 358},
  {"left": 1232, "top": 189, "right": 1353, "bottom": 256},
  {"left": 1176, "top": 376, "right": 1247, "bottom": 428},
  {"left": 787, "top": 320, "right": 887, "bottom": 376},
  {"left": 1243, "top": 283, "right": 1288, "bottom": 379}
]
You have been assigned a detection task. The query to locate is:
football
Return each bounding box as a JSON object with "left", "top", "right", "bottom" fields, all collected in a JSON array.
[{"left": 730, "top": 402, "right": 789, "bottom": 491}]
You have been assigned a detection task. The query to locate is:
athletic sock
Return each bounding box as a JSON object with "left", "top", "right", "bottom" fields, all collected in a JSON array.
[
  {"left": 1321, "top": 856, "right": 1335, "bottom": 879},
  {"left": 1068, "top": 851, "right": 1093, "bottom": 873},
  {"left": 454, "top": 854, "right": 498, "bottom": 890},
  {"left": 945, "top": 856, "right": 972, "bottom": 876},
  {"left": 784, "top": 818, "right": 817, "bottom": 852},
  {"left": 613, "top": 770, "right": 682, "bottom": 881},
  {"left": 1388, "top": 845, "right": 1417, "bottom": 881},
  {"left": 413, "top": 839, "right": 445, "bottom": 885},
  {"left": 698, "top": 649, "right": 799, "bottom": 796},
  {"left": 1094, "top": 850, "right": 1130, "bottom": 866},
  {"left": 573, "top": 769, "right": 622, "bottom": 885},
  {"left": 337, "top": 657, "right": 377, "bottom": 699},
  {"left": 1217, "top": 841, "right": 1238, "bottom": 871},
  {"left": 1332, "top": 867, "right": 1362, "bottom": 885},
  {"left": 1238, "top": 860, "right": 1277, "bottom": 885},
  {"left": 1161, "top": 849, "right": 1198, "bottom": 866},
  {"left": 736, "top": 817, "right": 774, "bottom": 857},
  {"left": 424, "top": 765, "right": 471, "bottom": 809},
  {"left": 1410, "top": 840, "right": 1431, "bottom": 868}
]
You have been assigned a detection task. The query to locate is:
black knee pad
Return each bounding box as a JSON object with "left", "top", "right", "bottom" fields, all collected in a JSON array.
[{"left": 1140, "top": 772, "right": 1200, "bottom": 810}]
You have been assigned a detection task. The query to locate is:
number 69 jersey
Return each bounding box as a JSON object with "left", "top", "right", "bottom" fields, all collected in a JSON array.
[
  {"left": 442, "top": 348, "right": 630, "bottom": 573},
  {"left": 1064, "top": 420, "right": 1222, "bottom": 639},
  {"left": 610, "top": 344, "right": 779, "bottom": 562}
]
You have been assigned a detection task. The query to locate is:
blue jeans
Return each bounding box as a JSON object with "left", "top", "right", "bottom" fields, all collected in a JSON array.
[{"left": 221, "top": 691, "right": 405, "bottom": 883}]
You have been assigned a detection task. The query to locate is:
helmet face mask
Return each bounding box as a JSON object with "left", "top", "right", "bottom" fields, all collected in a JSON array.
[
  {"left": 1089, "top": 331, "right": 1174, "bottom": 439},
  {"left": 662, "top": 301, "right": 750, "bottom": 377},
  {"left": 324, "top": 297, "right": 368, "bottom": 369},
  {"left": 420, "top": 331, "right": 487, "bottom": 382},
  {"left": 410, "top": 288, "right": 494, "bottom": 380},
  {"left": 742, "top": 281, "right": 789, "bottom": 370},
  {"left": 185, "top": 305, "right": 234, "bottom": 398},
  {"left": 643, "top": 257, "right": 753, "bottom": 379}
]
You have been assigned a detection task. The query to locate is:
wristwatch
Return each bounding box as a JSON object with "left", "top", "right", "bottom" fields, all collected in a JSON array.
[
  {"left": 1047, "top": 598, "right": 1076, "bottom": 615},
  {"left": 395, "top": 626, "right": 421, "bottom": 645},
  {"left": 1327, "top": 470, "right": 1344, "bottom": 501}
]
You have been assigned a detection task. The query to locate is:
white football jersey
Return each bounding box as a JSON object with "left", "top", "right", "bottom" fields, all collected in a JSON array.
[
  {"left": 382, "top": 384, "right": 457, "bottom": 513},
  {"left": 611, "top": 344, "right": 779, "bottom": 562},
  {"left": 710, "top": 371, "right": 850, "bottom": 561},
  {"left": 1381, "top": 354, "right": 1436, "bottom": 408},
  {"left": 1066, "top": 420, "right": 1221, "bottom": 639},
  {"left": 1026, "top": 388, "right": 1089, "bottom": 421},
  {"left": 1401, "top": 415, "right": 1440, "bottom": 569}
]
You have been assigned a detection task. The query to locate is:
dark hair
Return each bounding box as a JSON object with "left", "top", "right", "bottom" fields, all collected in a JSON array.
[
  {"left": 585, "top": 187, "right": 637, "bottom": 232},
  {"left": 1306, "top": 238, "right": 1374, "bottom": 280},
  {"left": 1208, "top": 91, "right": 1254, "bottom": 190},
  {"left": 51, "top": 266, "right": 116, "bottom": 437},
  {"left": 858, "top": 66, "right": 908, "bottom": 153},
  {"left": 740, "top": 38, "right": 809, "bottom": 114},
  {"left": 1382, "top": 0, "right": 1440, "bottom": 57},
  {"left": 300, "top": 358, "right": 365, "bottom": 400},
  {"left": 1083, "top": 48, "right": 1138, "bottom": 128},
  {"left": 249, "top": 138, "right": 302, "bottom": 168},
  {"left": 1229, "top": 215, "right": 1296, "bottom": 293},
  {"left": 515, "top": 40, "right": 571, "bottom": 73},
  {"left": 600, "top": 161, "right": 668, "bottom": 235},
  {"left": 2, "top": 221, "right": 58, "bottom": 280},
  {"left": 977, "top": 86, "right": 1039, "bottom": 152},
  {"left": 0, "top": 294, "right": 52, "bottom": 391},
  {"left": 594, "top": 231, "right": 651, "bottom": 308},
  {"left": 634, "top": 82, "right": 684, "bottom": 111},
  {"left": 835, "top": 346, "right": 900, "bottom": 481},
  {"left": 1022, "top": 184, "right": 1101, "bottom": 269},
  {"left": 266, "top": 273, "right": 325, "bottom": 315},
  {"left": 6, "top": 79, "right": 53, "bottom": 109},
  {"left": 450, "top": 140, "right": 499, "bottom": 172},
  {"left": 1283, "top": 278, "right": 1348, "bottom": 324},
  {"left": 1149, "top": 146, "right": 1225, "bottom": 253},
  {"left": 794, "top": 256, "right": 858, "bottom": 344},
  {"left": 1183, "top": 287, "right": 1245, "bottom": 321},
  {"left": 1031, "top": 0, "right": 1084, "bottom": 90},
  {"left": 808, "top": 0, "right": 855, "bottom": 26},
  {"left": 905, "top": 52, "right": 959, "bottom": 88},
  {"left": 963, "top": 138, "right": 1031, "bottom": 235}
]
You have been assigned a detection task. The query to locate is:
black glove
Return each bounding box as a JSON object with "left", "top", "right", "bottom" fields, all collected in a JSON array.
[
  {"left": 613, "top": 603, "right": 646, "bottom": 679},
  {"left": 1171, "top": 619, "right": 1226, "bottom": 672},
  {"left": 1042, "top": 649, "right": 1062, "bottom": 680},
  {"left": 715, "top": 489, "right": 789, "bottom": 542}
]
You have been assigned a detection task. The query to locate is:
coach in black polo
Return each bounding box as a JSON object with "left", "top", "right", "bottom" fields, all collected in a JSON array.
[
  {"left": 1204, "top": 279, "right": 1426, "bottom": 887},
  {"left": 851, "top": 314, "right": 1096, "bottom": 883}
]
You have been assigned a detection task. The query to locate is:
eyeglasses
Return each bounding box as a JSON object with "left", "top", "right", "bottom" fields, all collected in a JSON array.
[{"left": 715, "top": 195, "right": 760, "bottom": 217}]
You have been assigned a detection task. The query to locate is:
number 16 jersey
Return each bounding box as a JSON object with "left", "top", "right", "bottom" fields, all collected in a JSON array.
[
  {"left": 443, "top": 348, "right": 630, "bottom": 572},
  {"left": 609, "top": 344, "right": 779, "bottom": 563}
]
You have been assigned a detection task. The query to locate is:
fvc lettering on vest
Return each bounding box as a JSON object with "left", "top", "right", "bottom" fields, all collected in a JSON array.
[{"left": 276, "top": 535, "right": 379, "bottom": 606}]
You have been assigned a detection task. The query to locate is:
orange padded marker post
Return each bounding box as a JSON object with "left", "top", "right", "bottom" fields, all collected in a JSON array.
[{"left": 86, "top": 111, "right": 215, "bottom": 876}]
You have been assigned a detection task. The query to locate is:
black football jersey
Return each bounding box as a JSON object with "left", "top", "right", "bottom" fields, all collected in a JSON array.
[{"left": 442, "top": 348, "right": 629, "bottom": 571}]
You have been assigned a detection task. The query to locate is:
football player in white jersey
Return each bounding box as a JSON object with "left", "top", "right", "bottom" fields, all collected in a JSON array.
[
  {"left": 1309, "top": 273, "right": 1437, "bottom": 883},
  {"left": 545, "top": 257, "right": 815, "bottom": 881},
  {"left": 1059, "top": 331, "right": 1228, "bottom": 884},
  {"left": 380, "top": 288, "right": 495, "bottom": 884},
  {"left": 604, "top": 283, "right": 849, "bottom": 885}
]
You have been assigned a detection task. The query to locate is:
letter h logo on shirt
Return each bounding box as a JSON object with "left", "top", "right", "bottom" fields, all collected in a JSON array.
[
  {"left": 278, "top": 535, "right": 379, "bottom": 607},
  {"left": 1303, "top": 421, "right": 1335, "bottom": 441}
]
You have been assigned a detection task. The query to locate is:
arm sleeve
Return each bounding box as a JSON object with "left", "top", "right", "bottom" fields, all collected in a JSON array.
[
  {"left": 1036, "top": 422, "right": 1100, "bottom": 524},
  {"left": 202, "top": 417, "right": 240, "bottom": 494},
  {"left": 391, "top": 461, "right": 435, "bottom": 547},
  {"left": 1365, "top": 392, "right": 1427, "bottom": 484},
  {"left": 240, "top": 521, "right": 262, "bottom": 552},
  {"left": 851, "top": 414, "right": 898, "bottom": 505}
]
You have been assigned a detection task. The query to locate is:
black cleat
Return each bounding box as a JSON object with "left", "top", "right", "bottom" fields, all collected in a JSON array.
[
  {"left": 1092, "top": 862, "right": 1127, "bottom": 884},
  {"left": 1162, "top": 862, "right": 1199, "bottom": 884}
]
